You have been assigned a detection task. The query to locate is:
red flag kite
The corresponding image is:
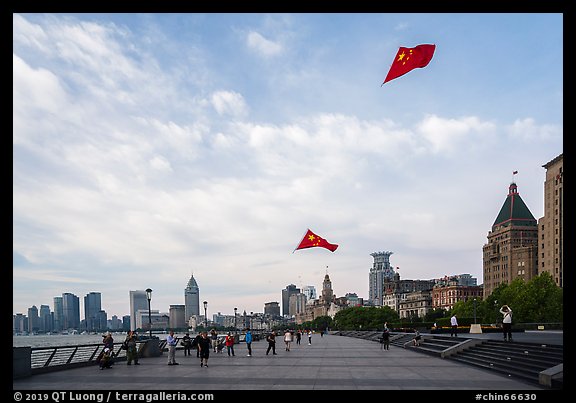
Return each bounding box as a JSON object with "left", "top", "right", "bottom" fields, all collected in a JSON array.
[
  {"left": 294, "top": 229, "right": 338, "bottom": 252},
  {"left": 382, "top": 44, "right": 436, "bottom": 85}
]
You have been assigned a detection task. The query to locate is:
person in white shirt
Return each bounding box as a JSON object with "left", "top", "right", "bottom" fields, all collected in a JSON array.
[
  {"left": 450, "top": 314, "right": 458, "bottom": 337},
  {"left": 499, "top": 305, "right": 513, "bottom": 342},
  {"left": 284, "top": 330, "right": 293, "bottom": 351}
]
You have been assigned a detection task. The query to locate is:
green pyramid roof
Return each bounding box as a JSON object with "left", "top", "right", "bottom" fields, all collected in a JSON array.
[{"left": 492, "top": 182, "right": 537, "bottom": 230}]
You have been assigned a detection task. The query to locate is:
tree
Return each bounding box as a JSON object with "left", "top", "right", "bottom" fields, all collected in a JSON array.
[
  {"left": 333, "top": 306, "right": 399, "bottom": 330},
  {"left": 448, "top": 273, "right": 563, "bottom": 325},
  {"left": 424, "top": 308, "right": 447, "bottom": 322}
]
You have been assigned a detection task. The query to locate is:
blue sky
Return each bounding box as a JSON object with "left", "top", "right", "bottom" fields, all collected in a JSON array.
[{"left": 13, "top": 13, "right": 562, "bottom": 319}]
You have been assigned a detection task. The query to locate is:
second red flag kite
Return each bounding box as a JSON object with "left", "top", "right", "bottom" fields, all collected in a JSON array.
[
  {"left": 382, "top": 44, "right": 436, "bottom": 85},
  {"left": 294, "top": 229, "right": 338, "bottom": 252}
]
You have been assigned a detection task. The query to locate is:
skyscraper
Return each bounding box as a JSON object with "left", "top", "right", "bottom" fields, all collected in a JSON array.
[
  {"left": 169, "top": 305, "right": 186, "bottom": 329},
  {"left": 84, "top": 292, "right": 102, "bottom": 331},
  {"left": 129, "top": 290, "right": 148, "bottom": 331},
  {"left": 184, "top": 274, "right": 200, "bottom": 324},
  {"left": 369, "top": 251, "right": 396, "bottom": 306},
  {"left": 62, "top": 293, "right": 80, "bottom": 330},
  {"left": 483, "top": 182, "right": 538, "bottom": 297},
  {"left": 27, "top": 305, "right": 39, "bottom": 333},
  {"left": 281, "top": 284, "right": 300, "bottom": 316},
  {"left": 53, "top": 296, "right": 63, "bottom": 331},
  {"left": 302, "top": 285, "right": 317, "bottom": 302},
  {"left": 538, "top": 154, "right": 563, "bottom": 287},
  {"left": 39, "top": 304, "right": 52, "bottom": 333}
]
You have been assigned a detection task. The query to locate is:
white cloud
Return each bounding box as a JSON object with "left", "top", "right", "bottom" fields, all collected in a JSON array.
[
  {"left": 507, "top": 118, "right": 561, "bottom": 142},
  {"left": 416, "top": 114, "right": 497, "bottom": 154},
  {"left": 149, "top": 155, "right": 173, "bottom": 173},
  {"left": 210, "top": 90, "right": 248, "bottom": 117},
  {"left": 246, "top": 31, "right": 283, "bottom": 57},
  {"left": 12, "top": 14, "right": 563, "bottom": 318}
]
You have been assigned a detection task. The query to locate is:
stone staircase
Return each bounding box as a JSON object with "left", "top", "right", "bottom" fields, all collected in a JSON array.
[
  {"left": 446, "top": 339, "right": 563, "bottom": 388},
  {"left": 335, "top": 331, "right": 563, "bottom": 389}
]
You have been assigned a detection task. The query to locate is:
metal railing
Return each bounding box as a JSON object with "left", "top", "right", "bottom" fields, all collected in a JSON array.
[{"left": 28, "top": 342, "right": 135, "bottom": 374}]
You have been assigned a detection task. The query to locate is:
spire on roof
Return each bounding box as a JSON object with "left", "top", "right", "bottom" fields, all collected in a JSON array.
[{"left": 492, "top": 182, "right": 536, "bottom": 231}]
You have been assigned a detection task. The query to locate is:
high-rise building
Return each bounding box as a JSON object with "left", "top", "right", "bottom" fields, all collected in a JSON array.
[
  {"left": 302, "top": 286, "right": 317, "bottom": 302},
  {"left": 13, "top": 313, "right": 27, "bottom": 334},
  {"left": 281, "top": 284, "right": 300, "bottom": 316},
  {"left": 264, "top": 302, "right": 280, "bottom": 317},
  {"left": 483, "top": 182, "right": 538, "bottom": 297},
  {"left": 84, "top": 292, "right": 102, "bottom": 331},
  {"left": 122, "top": 315, "right": 131, "bottom": 331},
  {"left": 184, "top": 274, "right": 200, "bottom": 324},
  {"left": 27, "top": 305, "right": 39, "bottom": 333},
  {"left": 53, "top": 296, "right": 63, "bottom": 331},
  {"left": 169, "top": 304, "right": 186, "bottom": 329},
  {"left": 538, "top": 154, "right": 563, "bottom": 287},
  {"left": 369, "top": 251, "right": 396, "bottom": 306},
  {"left": 129, "top": 290, "right": 149, "bottom": 331},
  {"left": 39, "top": 304, "right": 52, "bottom": 333},
  {"left": 95, "top": 310, "right": 108, "bottom": 330},
  {"left": 62, "top": 293, "right": 80, "bottom": 330}
]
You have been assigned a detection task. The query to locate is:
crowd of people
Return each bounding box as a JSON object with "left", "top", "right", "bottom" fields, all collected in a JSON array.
[
  {"left": 97, "top": 311, "right": 517, "bottom": 371},
  {"left": 161, "top": 328, "right": 323, "bottom": 366}
]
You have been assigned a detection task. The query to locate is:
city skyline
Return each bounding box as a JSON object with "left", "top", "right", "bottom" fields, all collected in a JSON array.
[
  {"left": 13, "top": 268, "right": 483, "bottom": 321},
  {"left": 13, "top": 14, "right": 562, "bottom": 319}
]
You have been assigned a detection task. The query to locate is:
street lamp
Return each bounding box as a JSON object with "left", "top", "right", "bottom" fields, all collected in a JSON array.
[
  {"left": 234, "top": 307, "right": 237, "bottom": 333},
  {"left": 145, "top": 288, "right": 153, "bottom": 339},
  {"left": 203, "top": 301, "right": 208, "bottom": 329},
  {"left": 473, "top": 298, "right": 477, "bottom": 324}
]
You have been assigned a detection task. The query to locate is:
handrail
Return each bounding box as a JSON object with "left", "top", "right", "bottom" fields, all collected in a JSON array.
[{"left": 26, "top": 342, "right": 137, "bottom": 373}]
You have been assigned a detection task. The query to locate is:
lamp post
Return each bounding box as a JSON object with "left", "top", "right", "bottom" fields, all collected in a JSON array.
[
  {"left": 473, "top": 298, "right": 477, "bottom": 324},
  {"left": 234, "top": 307, "right": 237, "bottom": 334},
  {"left": 145, "top": 288, "right": 153, "bottom": 339},
  {"left": 203, "top": 301, "right": 208, "bottom": 330}
]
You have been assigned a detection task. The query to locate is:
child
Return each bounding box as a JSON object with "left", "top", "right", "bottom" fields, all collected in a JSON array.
[{"left": 99, "top": 348, "right": 113, "bottom": 370}]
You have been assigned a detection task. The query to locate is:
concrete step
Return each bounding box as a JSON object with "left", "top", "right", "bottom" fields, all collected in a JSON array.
[
  {"left": 462, "top": 350, "right": 557, "bottom": 372},
  {"left": 449, "top": 354, "right": 541, "bottom": 385},
  {"left": 471, "top": 346, "right": 562, "bottom": 366}
]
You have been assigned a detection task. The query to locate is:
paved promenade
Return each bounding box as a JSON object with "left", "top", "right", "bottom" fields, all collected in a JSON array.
[{"left": 13, "top": 332, "right": 559, "bottom": 391}]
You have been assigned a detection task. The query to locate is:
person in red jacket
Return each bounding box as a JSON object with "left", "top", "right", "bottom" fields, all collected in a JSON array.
[{"left": 225, "top": 332, "right": 235, "bottom": 356}]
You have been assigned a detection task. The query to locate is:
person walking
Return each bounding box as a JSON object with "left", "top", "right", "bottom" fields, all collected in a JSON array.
[
  {"left": 197, "top": 331, "right": 211, "bottom": 368},
  {"left": 191, "top": 332, "right": 202, "bottom": 358},
  {"left": 124, "top": 330, "right": 140, "bottom": 365},
  {"left": 245, "top": 328, "right": 253, "bottom": 357},
  {"left": 380, "top": 327, "right": 390, "bottom": 350},
  {"left": 295, "top": 330, "right": 302, "bottom": 345},
  {"left": 210, "top": 329, "right": 218, "bottom": 352},
  {"left": 284, "top": 329, "right": 293, "bottom": 351},
  {"left": 225, "top": 332, "right": 235, "bottom": 356},
  {"left": 450, "top": 314, "right": 458, "bottom": 337},
  {"left": 266, "top": 331, "right": 277, "bottom": 355},
  {"left": 181, "top": 332, "right": 192, "bottom": 357},
  {"left": 166, "top": 330, "right": 179, "bottom": 365},
  {"left": 500, "top": 305, "right": 513, "bottom": 342},
  {"left": 307, "top": 329, "right": 312, "bottom": 345}
]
